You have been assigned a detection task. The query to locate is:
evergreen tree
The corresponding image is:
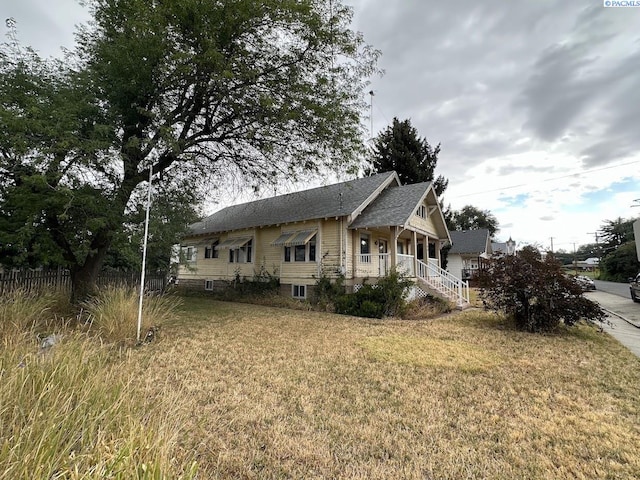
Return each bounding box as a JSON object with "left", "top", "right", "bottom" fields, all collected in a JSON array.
[{"left": 368, "top": 117, "right": 448, "bottom": 195}]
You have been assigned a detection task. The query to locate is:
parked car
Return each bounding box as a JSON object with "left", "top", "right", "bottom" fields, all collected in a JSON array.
[
  {"left": 572, "top": 275, "right": 596, "bottom": 291},
  {"left": 629, "top": 273, "right": 640, "bottom": 302}
]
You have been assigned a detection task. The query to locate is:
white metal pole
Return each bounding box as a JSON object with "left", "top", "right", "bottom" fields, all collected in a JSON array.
[{"left": 136, "top": 167, "right": 153, "bottom": 343}]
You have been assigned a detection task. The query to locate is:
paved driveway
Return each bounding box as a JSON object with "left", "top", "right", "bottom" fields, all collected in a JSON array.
[{"left": 584, "top": 290, "right": 640, "bottom": 358}]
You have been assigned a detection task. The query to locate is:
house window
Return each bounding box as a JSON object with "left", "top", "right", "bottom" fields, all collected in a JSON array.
[
  {"left": 242, "top": 239, "right": 252, "bottom": 263},
  {"left": 181, "top": 246, "right": 197, "bottom": 263},
  {"left": 292, "top": 284, "right": 306, "bottom": 299},
  {"left": 416, "top": 205, "right": 426, "bottom": 218},
  {"left": 397, "top": 241, "right": 405, "bottom": 255},
  {"left": 283, "top": 235, "right": 317, "bottom": 262},
  {"left": 229, "top": 239, "right": 252, "bottom": 263},
  {"left": 309, "top": 238, "right": 316, "bottom": 262},
  {"left": 360, "top": 233, "right": 370, "bottom": 254},
  {"left": 204, "top": 240, "right": 219, "bottom": 259},
  {"left": 204, "top": 280, "right": 214, "bottom": 291}
]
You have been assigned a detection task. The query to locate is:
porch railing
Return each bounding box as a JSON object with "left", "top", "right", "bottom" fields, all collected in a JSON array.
[
  {"left": 397, "top": 254, "right": 414, "bottom": 276},
  {"left": 358, "top": 254, "right": 372, "bottom": 264},
  {"left": 353, "top": 253, "right": 469, "bottom": 307},
  {"left": 417, "top": 259, "right": 469, "bottom": 307},
  {"left": 356, "top": 253, "right": 391, "bottom": 275}
]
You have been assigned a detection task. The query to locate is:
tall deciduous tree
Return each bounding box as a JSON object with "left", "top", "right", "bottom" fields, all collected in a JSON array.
[
  {"left": 0, "top": 0, "right": 378, "bottom": 301},
  {"left": 597, "top": 217, "right": 638, "bottom": 282},
  {"left": 600, "top": 242, "right": 639, "bottom": 283},
  {"left": 599, "top": 217, "right": 634, "bottom": 250},
  {"left": 449, "top": 205, "right": 499, "bottom": 238},
  {"left": 367, "top": 117, "right": 448, "bottom": 195}
]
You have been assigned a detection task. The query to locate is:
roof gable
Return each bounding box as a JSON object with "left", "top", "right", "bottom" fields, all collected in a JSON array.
[
  {"left": 349, "top": 182, "right": 431, "bottom": 229},
  {"left": 449, "top": 229, "right": 491, "bottom": 254},
  {"left": 188, "top": 172, "right": 399, "bottom": 235}
]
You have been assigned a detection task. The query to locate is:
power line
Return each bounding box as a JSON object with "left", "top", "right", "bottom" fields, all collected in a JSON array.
[{"left": 457, "top": 159, "right": 640, "bottom": 198}]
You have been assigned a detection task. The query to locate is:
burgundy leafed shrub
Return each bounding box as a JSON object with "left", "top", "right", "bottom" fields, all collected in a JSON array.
[{"left": 477, "top": 246, "right": 606, "bottom": 332}]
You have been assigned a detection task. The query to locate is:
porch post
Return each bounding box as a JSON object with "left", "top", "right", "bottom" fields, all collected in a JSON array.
[
  {"left": 436, "top": 238, "right": 442, "bottom": 268},
  {"left": 390, "top": 227, "right": 398, "bottom": 270},
  {"left": 412, "top": 230, "right": 418, "bottom": 277}
]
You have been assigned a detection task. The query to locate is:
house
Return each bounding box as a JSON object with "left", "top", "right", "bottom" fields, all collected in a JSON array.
[
  {"left": 447, "top": 229, "right": 492, "bottom": 282},
  {"left": 491, "top": 237, "right": 516, "bottom": 257},
  {"left": 178, "top": 171, "right": 470, "bottom": 306}
]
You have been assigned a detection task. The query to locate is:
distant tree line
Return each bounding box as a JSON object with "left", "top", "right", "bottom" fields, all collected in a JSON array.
[
  {"left": 597, "top": 217, "right": 638, "bottom": 282},
  {"left": 554, "top": 217, "right": 638, "bottom": 281}
]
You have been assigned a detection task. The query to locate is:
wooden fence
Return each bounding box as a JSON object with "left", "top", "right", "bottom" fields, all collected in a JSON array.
[{"left": 0, "top": 268, "right": 167, "bottom": 296}]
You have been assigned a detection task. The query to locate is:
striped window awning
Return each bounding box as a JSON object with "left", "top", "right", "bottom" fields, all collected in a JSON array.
[
  {"left": 271, "top": 230, "right": 317, "bottom": 247},
  {"left": 271, "top": 232, "right": 295, "bottom": 246},
  {"left": 215, "top": 237, "right": 252, "bottom": 250}
]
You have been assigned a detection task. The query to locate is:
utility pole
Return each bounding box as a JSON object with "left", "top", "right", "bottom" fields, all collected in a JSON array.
[
  {"left": 550, "top": 237, "right": 554, "bottom": 253},
  {"left": 587, "top": 231, "right": 601, "bottom": 276},
  {"left": 369, "top": 90, "right": 374, "bottom": 140},
  {"left": 573, "top": 242, "right": 577, "bottom": 275}
]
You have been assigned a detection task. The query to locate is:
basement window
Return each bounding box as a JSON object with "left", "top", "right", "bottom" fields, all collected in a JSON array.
[
  {"left": 204, "top": 280, "right": 214, "bottom": 291},
  {"left": 292, "top": 284, "right": 306, "bottom": 299}
]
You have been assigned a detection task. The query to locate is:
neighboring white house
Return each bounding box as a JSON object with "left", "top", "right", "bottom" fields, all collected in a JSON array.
[
  {"left": 491, "top": 237, "right": 516, "bottom": 257},
  {"left": 447, "top": 229, "right": 493, "bottom": 281}
]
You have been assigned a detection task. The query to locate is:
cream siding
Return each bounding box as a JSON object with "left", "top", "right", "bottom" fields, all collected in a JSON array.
[
  {"left": 178, "top": 231, "right": 257, "bottom": 281},
  {"left": 179, "top": 219, "right": 350, "bottom": 286},
  {"left": 409, "top": 214, "right": 437, "bottom": 235},
  {"left": 255, "top": 227, "right": 284, "bottom": 275},
  {"left": 317, "top": 218, "right": 343, "bottom": 277}
]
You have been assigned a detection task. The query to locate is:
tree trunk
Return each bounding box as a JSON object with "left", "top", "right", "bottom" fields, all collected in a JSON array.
[{"left": 70, "top": 244, "right": 110, "bottom": 304}]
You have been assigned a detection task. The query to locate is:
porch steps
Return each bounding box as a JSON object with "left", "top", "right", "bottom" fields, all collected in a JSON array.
[{"left": 416, "top": 259, "right": 470, "bottom": 308}]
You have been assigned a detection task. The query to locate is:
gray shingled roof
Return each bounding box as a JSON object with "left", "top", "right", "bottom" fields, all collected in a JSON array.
[
  {"left": 491, "top": 242, "right": 507, "bottom": 253},
  {"left": 188, "top": 171, "right": 397, "bottom": 235},
  {"left": 449, "top": 229, "right": 491, "bottom": 254},
  {"left": 348, "top": 182, "right": 431, "bottom": 229}
]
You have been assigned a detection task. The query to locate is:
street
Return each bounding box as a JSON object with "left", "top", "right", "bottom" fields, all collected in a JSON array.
[
  {"left": 593, "top": 279, "right": 633, "bottom": 299},
  {"left": 584, "top": 288, "right": 640, "bottom": 358}
]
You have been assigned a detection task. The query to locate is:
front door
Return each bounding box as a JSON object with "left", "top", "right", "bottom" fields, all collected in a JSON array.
[{"left": 378, "top": 239, "right": 389, "bottom": 276}]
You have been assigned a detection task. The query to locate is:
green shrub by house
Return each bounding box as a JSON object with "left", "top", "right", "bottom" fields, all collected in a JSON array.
[{"left": 334, "top": 269, "right": 413, "bottom": 319}]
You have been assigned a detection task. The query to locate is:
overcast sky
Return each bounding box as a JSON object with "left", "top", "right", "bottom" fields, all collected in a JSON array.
[{"left": 4, "top": 0, "right": 640, "bottom": 250}]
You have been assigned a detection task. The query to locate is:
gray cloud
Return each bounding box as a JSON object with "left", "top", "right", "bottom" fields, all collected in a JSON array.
[
  {"left": 351, "top": 0, "right": 640, "bottom": 181},
  {"left": 3, "top": 0, "right": 90, "bottom": 58},
  {"left": 8, "top": 0, "right": 640, "bottom": 195},
  {"left": 498, "top": 165, "right": 551, "bottom": 176},
  {"left": 539, "top": 216, "right": 555, "bottom": 221}
]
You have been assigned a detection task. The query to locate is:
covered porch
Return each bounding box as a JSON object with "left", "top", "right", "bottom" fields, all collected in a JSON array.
[
  {"left": 351, "top": 226, "right": 443, "bottom": 278},
  {"left": 350, "top": 227, "right": 469, "bottom": 307}
]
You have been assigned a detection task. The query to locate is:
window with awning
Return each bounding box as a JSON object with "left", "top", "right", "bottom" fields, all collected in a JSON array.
[
  {"left": 272, "top": 232, "right": 295, "bottom": 246},
  {"left": 215, "top": 237, "right": 252, "bottom": 250},
  {"left": 274, "top": 230, "right": 317, "bottom": 263},
  {"left": 270, "top": 230, "right": 317, "bottom": 247}
]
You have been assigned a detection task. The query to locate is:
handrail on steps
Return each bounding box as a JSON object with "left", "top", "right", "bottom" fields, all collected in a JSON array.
[{"left": 416, "top": 259, "right": 469, "bottom": 306}]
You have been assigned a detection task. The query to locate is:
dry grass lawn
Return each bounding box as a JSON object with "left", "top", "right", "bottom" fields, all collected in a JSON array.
[{"left": 131, "top": 298, "right": 640, "bottom": 479}]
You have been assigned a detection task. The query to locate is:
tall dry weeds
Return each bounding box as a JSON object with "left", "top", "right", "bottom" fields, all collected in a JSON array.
[
  {"left": 0, "top": 289, "right": 196, "bottom": 479},
  {"left": 82, "top": 286, "right": 181, "bottom": 343},
  {"left": 0, "top": 289, "right": 52, "bottom": 342}
]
